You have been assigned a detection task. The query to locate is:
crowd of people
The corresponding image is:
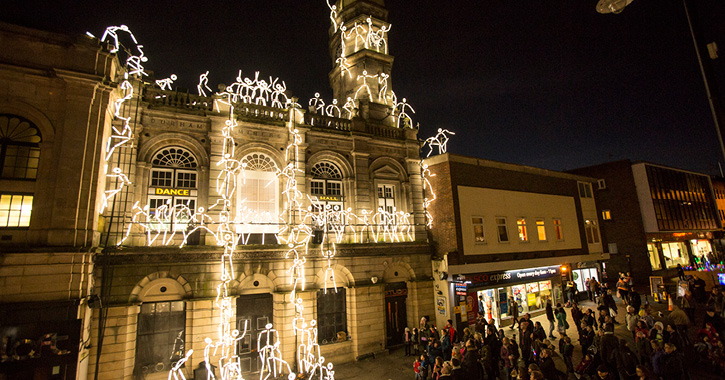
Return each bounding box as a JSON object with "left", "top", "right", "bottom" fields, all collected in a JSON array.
[{"left": 407, "top": 272, "right": 725, "bottom": 380}]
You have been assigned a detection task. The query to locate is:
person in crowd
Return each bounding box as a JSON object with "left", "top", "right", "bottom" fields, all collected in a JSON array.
[
  {"left": 405, "top": 327, "right": 412, "bottom": 356},
  {"left": 640, "top": 305, "right": 655, "bottom": 329},
  {"left": 704, "top": 306, "right": 725, "bottom": 337},
  {"left": 414, "top": 354, "right": 427, "bottom": 380},
  {"left": 461, "top": 327, "right": 471, "bottom": 345},
  {"left": 680, "top": 289, "right": 696, "bottom": 325},
  {"left": 533, "top": 321, "right": 547, "bottom": 342},
  {"left": 431, "top": 356, "right": 443, "bottom": 380},
  {"left": 545, "top": 300, "right": 556, "bottom": 339},
  {"left": 561, "top": 335, "right": 574, "bottom": 373},
  {"left": 412, "top": 328, "right": 420, "bottom": 356},
  {"left": 650, "top": 340, "right": 666, "bottom": 378},
  {"left": 649, "top": 322, "right": 664, "bottom": 345},
  {"left": 706, "top": 286, "right": 724, "bottom": 316},
  {"left": 438, "top": 362, "right": 453, "bottom": 380},
  {"left": 668, "top": 304, "right": 690, "bottom": 345},
  {"left": 603, "top": 290, "right": 618, "bottom": 320},
  {"left": 584, "top": 309, "right": 597, "bottom": 330},
  {"left": 599, "top": 324, "right": 619, "bottom": 372},
  {"left": 617, "top": 274, "right": 630, "bottom": 306},
  {"left": 445, "top": 319, "right": 457, "bottom": 344},
  {"left": 628, "top": 287, "right": 642, "bottom": 313},
  {"left": 590, "top": 278, "right": 600, "bottom": 302},
  {"left": 585, "top": 278, "right": 591, "bottom": 300},
  {"left": 555, "top": 303, "right": 569, "bottom": 336},
  {"left": 501, "top": 337, "right": 515, "bottom": 380},
  {"left": 635, "top": 364, "right": 657, "bottom": 380},
  {"left": 575, "top": 352, "right": 595, "bottom": 379},
  {"left": 596, "top": 365, "right": 615, "bottom": 380},
  {"left": 676, "top": 264, "right": 686, "bottom": 281},
  {"left": 571, "top": 302, "right": 583, "bottom": 335},
  {"left": 634, "top": 320, "right": 651, "bottom": 365},
  {"left": 441, "top": 327, "right": 452, "bottom": 361},
  {"left": 462, "top": 339, "right": 483, "bottom": 380},
  {"left": 662, "top": 342, "right": 686, "bottom": 380},
  {"left": 510, "top": 297, "right": 520, "bottom": 330},
  {"left": 449, "top": 358, "right": 463, "bottom": 380},
  {"left": 665, "top": 324, "right": 685, "bottom": 351},
  {"left": 692, "top": 276, "right": 707, "bottom": 303},
  {"left": 625, "top": 305, "right": 640, "bottom": 341},
  {"left": 614, "top": 338, "right": 638, "bottom": 380},
  {"left": 538, "top": 348, "right": 558, "bottom": 380},
  {"left": 581, "top": 323, "right": 595, "bottom": 354}
]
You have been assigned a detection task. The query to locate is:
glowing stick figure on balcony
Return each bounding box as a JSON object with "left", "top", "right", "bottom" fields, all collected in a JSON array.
[
  {"left": 100, "top": 25, "right": 136, "bottom": 53},
  {"left": 325, "top": 99, "right": 341, "bottom": 118},
  {"left": 156, "top": 74, "right": 177, "bottom": 91},
  {"left": 197, "top": 71, "right": 212, "bottom": 97},
  {"left": 270, "top": 78, "right": 288, "bottom": 108},
  {"left": 366, "top": 17, "right": 391, "bottom": 54},
  {"left": 377, "top": 73, "right": 390, "bottom": 103},
  {"left": 423, "top": 128, "right": 456, "bottom": 157},
  {"left": 258, "top": 323, "right": 294, "bottom": 380},
  {"left": 309, "top": 92, "right": 325, "bottom": 114},
  {"left": 394, "top": 98, "right": 415, "bottom": 128},
  {"left": 342, "top": 97, "right": 356, "bottom": 119},
  {"left": 102, "top": 167, "right": 131, "bottom": 213},
  {"left": 355, "top": 70, "right": 377, "bottom": 102},
  {"left": 126, "top": 45, "right": 148, "bottom": 76},
  {"left": 335, "top": 56, "right": 352, "bottom": 79}
]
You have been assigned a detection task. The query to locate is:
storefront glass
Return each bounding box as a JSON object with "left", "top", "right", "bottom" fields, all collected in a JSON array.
[
  {"left": 572, "top": 267, "right": 599, "bottom": 292},
  {"left": 647, "top": 243, "right": 661, "bottom": 270},
  {"left": 691, "top": 239, "right": 714, "bottom": 265},
  {"left": 477, "top": 279, "right": 553, "bottom": 326},
  {"left": 662, "top": 242, "right": 689, "bottom": 268}
]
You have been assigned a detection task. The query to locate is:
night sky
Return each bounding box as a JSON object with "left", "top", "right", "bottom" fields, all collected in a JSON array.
[{"left": 3, "top": 0, "right": 725, "bottom": 174}]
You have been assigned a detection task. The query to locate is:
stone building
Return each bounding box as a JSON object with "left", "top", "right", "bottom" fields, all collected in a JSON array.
[
  {"left": 0, "top": 1, "right": 435, "bottom": 379},
  {"left": 422, "top": 153, "right": 608, "bottom": 331}
]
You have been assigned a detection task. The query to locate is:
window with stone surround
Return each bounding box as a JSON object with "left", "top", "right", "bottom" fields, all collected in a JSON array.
[
  {"left": 238, "top": 153, "right": 279, "bottom": 237},
  {"left": 317, "top": 288, "right": 347, "bottom": 344},
  {"left": 135, "top": 301, "right": 186, "bottom": 374},
  {"left": 148, "top": 147, "right": 199, "bottom": 231},
  {"left": 0, "top": 193, "right": 33, "bottom": 228},
  {"left": 0, "top": 115, "right": 41, "bottom": 180},
  {"left": 496, "top": 217, "right": 509, "bottom": 242}
]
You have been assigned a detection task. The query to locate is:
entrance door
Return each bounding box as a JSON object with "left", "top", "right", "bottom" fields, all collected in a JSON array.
[
  {"left": 236, "top": 293, "right": 273, "bottom": 376},
  {"left": 385, "top": 283, "right": 408, "bottom": 347}
]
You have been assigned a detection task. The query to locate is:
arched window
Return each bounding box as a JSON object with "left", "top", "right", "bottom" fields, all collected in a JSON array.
[
  {"left": 310, "top": 161, "right": 343, "bottom": 202},
  {"left": 0, "top": 115, "right": 42, "bottom": 180},
  {"left": 237, "top": 153, "right": 278, "bottom": 236},
  {"left": 148, "top": 147, "right": 199, "bottom": 231}
]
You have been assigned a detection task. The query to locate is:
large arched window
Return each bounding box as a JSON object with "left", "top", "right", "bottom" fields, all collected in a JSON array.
[
  {"left": 310, "top": 161, "right": 343, "bottom": 206},
  {"left": 147, "top": 147, "right": 198, "bottom": 231},
  {"left": 237, "top": 153, "right": 279, "bottom": 236},
  {"left": 0, "top": 115, "right": 41, "bottom": 180}
]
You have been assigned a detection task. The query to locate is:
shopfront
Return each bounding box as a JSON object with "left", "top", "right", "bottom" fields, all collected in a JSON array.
[
  {"left": 572, "top": 265, "right": 601, "bottom": 294},
  {"left": 453, "top": 265, "right": 562, "bottom": 329}
]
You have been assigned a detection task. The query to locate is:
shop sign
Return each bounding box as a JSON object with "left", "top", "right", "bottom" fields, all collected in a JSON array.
[
  {"left": 461, "top": 266, "right": 560, "bottom": 287},
  {"left": 318, "top": 195, "right": 343, "bottom": 202},
  {"left": 153, "top": 188, "right": 191, "bottom": 196},
  {"left": 454, "top": 283, "right": 468, "bottom": 296},
  {"left": 385, "top": 288, "right": 408, "bottom": 297}
]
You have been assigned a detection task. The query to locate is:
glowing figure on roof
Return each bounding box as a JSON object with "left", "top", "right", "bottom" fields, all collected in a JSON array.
[
  {"left": 270, "top": 78, "right": 288, "bottom": 108},
  {"left": 424, "top": 128, "right": 456, "bottom": 157},
  {"left": 377, "top": 73, "right": 390, "bottom": 102},
  {"left": 394, "top": 98, "right": 415, "bottom": 128},
  {"left": 309, "top": 92, "right": 325, "bottom": 114},
  {"left": 342, "top": 97, "right": 356, "bottom": 119},
  {"left": 100, "top": 25, "right": 136, "bottom": 53},
  {"left": 197, "top": 71, "right": 212, "bottom": 97},
  {"left": 156, "top": 74, "right": 177, "bottom": 91},
  {"left": 325, "top": 99, "right": 341, "bottom": 118}
]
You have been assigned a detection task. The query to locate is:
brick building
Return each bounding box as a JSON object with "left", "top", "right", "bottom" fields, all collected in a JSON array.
[
  {"left": 422, "top": 154, "right": 608, "bottom": 331},
  {"left": 570, "top": 160, "right": 721, "bottom": 282},
  {"left": 0, "top": 1, "right": 435, "bottom": 379}
]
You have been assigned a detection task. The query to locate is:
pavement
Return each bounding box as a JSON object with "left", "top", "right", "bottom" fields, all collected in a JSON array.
[{"left": 334, "top": 295, "right": 721, "bottom": 379}]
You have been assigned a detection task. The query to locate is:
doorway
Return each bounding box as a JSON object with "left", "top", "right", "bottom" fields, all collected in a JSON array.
[
  {"left": 236, "top": 293, "right": 273, "bottom": 376},
  {"left": 385, "top": 283, "right": 408, "bottom": 347}
]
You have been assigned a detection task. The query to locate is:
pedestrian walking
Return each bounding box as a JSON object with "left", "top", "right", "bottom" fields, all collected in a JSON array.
[{"left": 545, "top": 300, "right": 556, "bottom": 339}]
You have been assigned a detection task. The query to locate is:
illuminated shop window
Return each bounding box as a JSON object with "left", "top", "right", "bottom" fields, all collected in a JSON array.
[
  {"left": 317, "top": 288, "right": 347, "bottom": 344},
  {"left": 136, "top": 301, "right": 186, "bottom": 374},
  {"left": 536, "top": 219, "right": 547, "bottom": 241},
  {"left": 472, "top": 216, "right": 485, "bottom": 243},
  {"left": 0, "top": 115, "right": 42, "bottom": 180},
  {"left": 517, "top": 218, "right": 528, "bottom": 242},
  {"left": 0, "top": 194, "right": 33, "bottom": 228}
]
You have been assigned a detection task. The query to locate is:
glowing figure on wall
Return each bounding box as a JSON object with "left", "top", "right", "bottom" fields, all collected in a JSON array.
[
  {"left": 309, "top": 92, "right": 325, "bottom": 113},
  {"left": 126, "top": 45, "right": 148, "bottom": 76},
  {"left": 168, "top": 349, "right": 193, "bottom": 380},
  {"left": 325, "top": 99, "right": 341, "bottom": 118},
  {"left": 156, "top": 74, "right": 177, "bottom": 91},
  {"left": 326, "top": 0, "right": 339, "bottom": 30},
  {"left": 377, "top": 73, "right": 390, "bottom": 103},
  {"left": 335, "top": 56, "right": 353, "bottom": 79},
  {"left": 197, "top": 71, "right": 212, "bottom": 97},
  {"left": 366, "top": 17, "right": 391, "bottom": 54},
  {"left": 258, "top": 324, "right": 293, "bottom": 380},
  {"left": 355, "top": 70, "right": 377, "bottom": 102},
  {"left": 101, "top": 167, "right": 131, "bottom": 213},
  {"left": 100, "top": 25, "right": 137, "bottom": 54},
  {"left": 342, "top": 97, "right": 356, "bottom": 119}
]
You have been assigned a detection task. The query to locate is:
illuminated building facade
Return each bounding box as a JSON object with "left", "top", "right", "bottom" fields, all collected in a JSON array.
[
  {"left": 570, "top": 160, "right": 722, "bottom": 280},
  {"left": 423, "top": 154, "right": 608, "bottom": 330},
  {"left": 0, "top": 1, "right": 435, "bottom": 379}
]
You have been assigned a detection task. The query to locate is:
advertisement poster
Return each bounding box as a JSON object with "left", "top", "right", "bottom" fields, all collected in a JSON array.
[
  {"left": 526, "top": 282, "right": 539, "bottom": 293},
  {"left": 527, "top": 292, "right": 537, "bottom": 308},
  {"left": 437, "top": 296, "right": 447, "bottom": 315}
]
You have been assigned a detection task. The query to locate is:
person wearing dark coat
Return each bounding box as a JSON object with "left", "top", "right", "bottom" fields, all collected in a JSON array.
[
  {"left": 614, "top": 339, "right": 638, "bottom": 380},
  {"left": 450, "top": 358, "right": 464, "bottom": 380},
  {"left": 665, "top": 324, "right": 685, "bottom": 351},
  {"left": 703, "top": 308, "right": 725, "bottom": 337},
  {"left": 628, "top": 289, "right": 641, "bottom": 313},
  {"left": 428, "top": 340, "right": 443, "bottom": 367},
  {"left": 599, "top": 325, "right": 619, "bottom": 371},
  {"left": 538, "top": 349, "right": 559, "bottom": 380},
  {"left": 662, "top": 343, "right": 686, "bottom": 380},
  {"left": 546, "top": 301, "right": 556, "bottom": 339},
  {"left": 462, "top": 339, "right": 484, "bottom": 380}
]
